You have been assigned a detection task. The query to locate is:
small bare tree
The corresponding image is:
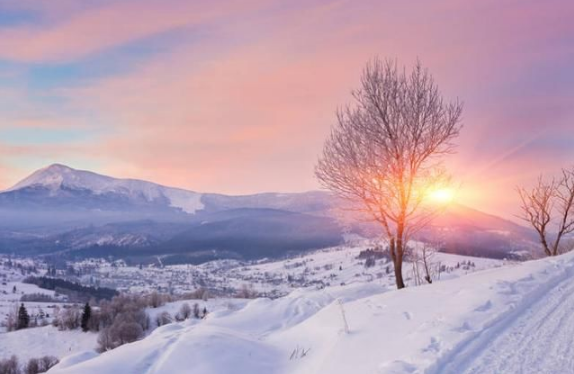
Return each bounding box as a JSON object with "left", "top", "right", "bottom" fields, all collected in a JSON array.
[
  {"left": 518, "top": 167, "right": 574, "bottom": 256},
  {"left": 316, "top": 58, "right": 462, "bottom": 289},
  {"left": 410, "top": 242, "right": 439, "bottom": 285}
]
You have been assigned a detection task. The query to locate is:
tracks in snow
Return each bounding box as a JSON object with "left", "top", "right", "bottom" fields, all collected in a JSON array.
[{"left": 438, "top": 263, "right": 574, "bottom": 374}]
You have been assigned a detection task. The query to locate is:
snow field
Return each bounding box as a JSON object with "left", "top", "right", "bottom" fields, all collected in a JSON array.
[{"left": 48, "top": 251, "right": 574, "bottom": 374}]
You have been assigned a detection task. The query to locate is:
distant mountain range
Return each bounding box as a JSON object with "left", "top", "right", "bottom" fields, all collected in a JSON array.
[{"left": 0, "top": 164, "right": 537, "bottom": 263}]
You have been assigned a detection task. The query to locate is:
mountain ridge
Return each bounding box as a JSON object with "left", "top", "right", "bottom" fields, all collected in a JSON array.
[{"left": 0, "top": 164, "right": 536, "bottom": 262}]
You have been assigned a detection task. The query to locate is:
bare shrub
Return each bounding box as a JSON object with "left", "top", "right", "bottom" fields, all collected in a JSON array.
[
  {"left": 0, "top": 356, "right": 18, "bottom": 374},
  {"left": 24, "top": 358, "right": 39, "bottom": 374},
  {"left": 364, "top": 257, "right": 376, "bottom": 268},
  {"left": 96, "top": 294, "right": 149, "bottom": 352},
  {"left": 236, "top": 284, "right": 258, "bottom": 299},
  {"left": 87, "top": 309, "right": 102, "bottom": 332},
  {"left": 51, "top": 306, "right": 61, "bottom": 329},
  {"left": 39, "top": 357, "right": 58, "bottom": 373},
  {"left": 96, "top": 327, "right": 114, "bottom": 352},
  {"left": 98, "top": 318, "right": 145, "bottom": 352},
  {"left": 148, "top": 291, "right": 163, "bottom": 308},
  {"left": 181, "top": 288, "right": 209, "bottom": 301},
  {"left": 3, "top": 305, "right": 18, "bottom": 332},
  {"left": 114, "top": 321, "right": 144, "bottom": 345},
  {"left": 58, "top": 306, "right": 81, "bottom": 330},
  {"left": 176, "top": 303, "right": 192, "bottom": 321},
  {"left": 410, "top": 242, "right": 439, "bottom": 285},
  {"left": 155, "top": 311, "right": 173, "bottom": 327}
]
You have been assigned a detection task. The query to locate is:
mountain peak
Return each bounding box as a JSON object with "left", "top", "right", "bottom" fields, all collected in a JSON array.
[
  {"left": 7, "top": 163, "right": 87, "bottom": 192},
  {"left": 5, "top": 164, "right": 205, "bottom": 214},
  {"left": 44, "top": 163, "right": 74, "bottom": 172}
]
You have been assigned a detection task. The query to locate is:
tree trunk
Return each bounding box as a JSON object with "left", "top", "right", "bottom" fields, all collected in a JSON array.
[
  {"left": 537, "top": 233, "right": 552, "bottom": 257},
  {"left": 552, "top": 235, "right": 562, "bottom": 256},
  {"left": 422, "top": 255, "right": 432, "bottom": 284},
  {"left": 389, "top": 235, "right": 406, "bottom": 289},
  {"left": 394, "top": 221, "right": 407, "bottom": 289},
  {"left": 393, "top": 254, "right": 405, "bottom": 289}
]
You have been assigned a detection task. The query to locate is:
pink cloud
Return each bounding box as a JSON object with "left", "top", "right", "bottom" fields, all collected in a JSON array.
[
  {"left": 1, "top": 0, "right": 573, "bottom": 219},
  {"left": 0, "top": 0, "right": 268, "bottom": 62}
]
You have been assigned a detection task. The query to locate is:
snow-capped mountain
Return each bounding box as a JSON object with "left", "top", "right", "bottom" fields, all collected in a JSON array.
[
  {"left": 0, "top": 164, "right": 342, "bottom": 260},
  {"left": 1, "top": 164, "right": 335, "bottom": 221},
  {"left": 5, "top": 163, "right": 204, "bottom": 214},
  {"left": 0, "top": 164, "right": 535, "bottom": 262}
]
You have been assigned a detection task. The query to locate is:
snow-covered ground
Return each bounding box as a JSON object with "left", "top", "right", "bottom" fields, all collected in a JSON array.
[
  {"left": 73, "top": 240, "right": 505, "bottom": 297},
  {"left": 0, "top": 264, "right": 65, "bottom": 333},
  {"left": 0, "top": 245, "right": 503, "bottom": 367},
  {"left": 0, "top": 281, "right": 59, "bottom": 319},
  {"left": 0, "top": 326, "right": 97, "bottom": 362},
  {"left": 0, "top": 297, "right": 251, "bottom": 363},
  {"left": 46, "top": 251, "right": 574, "bottom": 374}
]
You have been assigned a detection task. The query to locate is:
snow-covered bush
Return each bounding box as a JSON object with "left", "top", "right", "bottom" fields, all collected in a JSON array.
[
  {"left": 180, "top": 287, "right": 209, "bottom": 301},
  {"left": 96, "top": 294, "right": 150, "bottom": 351},
  {"left": 175, "top": 303, "right": 192, "bottom": 321},
  {"left": 235, "top": 284, "right": 258, "bottom": 299},
  {"left": 155, "top": 311, "right": 173, "bottom": 327},
  {"left": 0, "top": 356, "right": 18, "bottom": 374},
  {"left": 98, "top": 317, "right": 145, "bottom": 352},
  {"left": 24, "top": 356, "right": 58, "bottom": 374},
  {"left": 58, "top": 306, "right": 81, "bottom": 330},
  {"left": 147, "top": 291, "right": 164, "bottom": 308}
]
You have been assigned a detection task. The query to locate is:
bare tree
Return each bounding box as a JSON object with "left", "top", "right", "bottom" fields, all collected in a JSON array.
[
  {"left": 518, "top": 167, "right": 574, "bottom": 256},
  {"left": 410, "top": 242, "right": 439, "bottom": 285},
  {"left": 316, "top": 58, "right": 462, "bottom": 289}
]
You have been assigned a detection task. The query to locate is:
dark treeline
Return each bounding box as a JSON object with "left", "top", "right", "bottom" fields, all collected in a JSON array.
[{"left": 23, "top": 276, "right": 118, "bottom": 302}]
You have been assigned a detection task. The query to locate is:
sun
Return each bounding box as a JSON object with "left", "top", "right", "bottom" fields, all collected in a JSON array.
[{"left": 428, "top": 188, "right": 455, "bottom": 205}]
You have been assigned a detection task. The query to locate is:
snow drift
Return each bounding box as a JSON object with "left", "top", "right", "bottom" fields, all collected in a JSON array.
[{"left": 48, "top": 251, "right": 574, "bottom": 374}]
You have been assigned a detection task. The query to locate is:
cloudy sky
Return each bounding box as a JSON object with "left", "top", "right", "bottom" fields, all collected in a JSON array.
[{"left": 0, "top": 0, "right": 572, "bottom": 218}]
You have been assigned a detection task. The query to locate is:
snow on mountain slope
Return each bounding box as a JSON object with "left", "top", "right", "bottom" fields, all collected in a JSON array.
[
  {"left": 6, "top": 164, "right": 204, "bottom": 214},
  {"left": 3, "top": 164, "right": 333, "bottom": 217},
  {"left": 48, "top": 251, "right": 574, "bottom": 374}
]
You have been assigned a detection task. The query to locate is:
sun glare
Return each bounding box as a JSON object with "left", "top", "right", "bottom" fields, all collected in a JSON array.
[{"left": 429, "top": 188, "right": 455, "bottom": 205}]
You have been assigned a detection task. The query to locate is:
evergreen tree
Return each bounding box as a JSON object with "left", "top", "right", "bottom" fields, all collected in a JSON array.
[
  {"left": 17, "top": 303, "right": 29, "bottom": 330},
  {"left": 81, "top": 302, "right": 92, "bottom": 332}
]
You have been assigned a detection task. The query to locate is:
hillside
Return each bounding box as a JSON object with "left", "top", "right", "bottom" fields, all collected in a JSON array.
[
  {"left": 46, "top": 251, "right": 574, "bottom": 374},
  {"left": 0, "top": 245, "right": 502, "bottom": 365}
]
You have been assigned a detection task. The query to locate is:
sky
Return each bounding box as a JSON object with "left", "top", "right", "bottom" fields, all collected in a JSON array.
[{"left": 0, "top": 0, "right": 572, "bottom": 218}]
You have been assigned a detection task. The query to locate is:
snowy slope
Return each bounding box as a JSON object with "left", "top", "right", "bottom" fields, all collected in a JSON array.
[
  {"left": 6, "top": 164, "right": 204, "bottom": 214},
  {"left": 47, "top": 251, "right": 574, "bottom": 374},
  {"left": 0, "top": 326, "right": 97, "bottom": 362}
]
